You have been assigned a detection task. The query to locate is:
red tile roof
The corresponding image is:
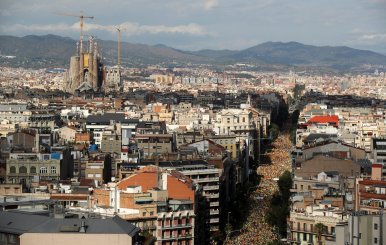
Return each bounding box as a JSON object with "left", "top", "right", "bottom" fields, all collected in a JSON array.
[
  {"left": 308, "top": 115, "right": 339, "bottom": 125},
  {"left": 117, "top": 172, "right": 195, "bottom": 201}
]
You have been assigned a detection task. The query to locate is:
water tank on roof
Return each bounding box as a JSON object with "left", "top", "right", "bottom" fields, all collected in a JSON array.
[
  {"left": 89, "top": 144, "right": 98, "bottom": 151},
  {"left": 51, "top": 152, "right": 61, "bottom": 160}
]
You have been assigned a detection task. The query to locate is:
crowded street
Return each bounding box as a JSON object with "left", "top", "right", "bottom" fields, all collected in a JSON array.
[{"left": 226, "top": 133, "right": 293, "bottom": 244}]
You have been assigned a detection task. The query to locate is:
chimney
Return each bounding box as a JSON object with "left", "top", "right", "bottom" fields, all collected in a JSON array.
[{"left": 79, "top": 221, "right": 86, "bottom": 233}]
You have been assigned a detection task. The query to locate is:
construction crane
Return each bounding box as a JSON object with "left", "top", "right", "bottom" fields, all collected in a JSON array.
[
  {"left": 115, "top": 26, "right": 126, "bottom": 67},
  {"left": 56, "top": 11, "right": 94, "bottom": 52}
]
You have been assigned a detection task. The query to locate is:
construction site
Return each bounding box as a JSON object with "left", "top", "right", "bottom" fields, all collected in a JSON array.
[{"left": 61, "top": 12, "right": 121, "bottom": 94}]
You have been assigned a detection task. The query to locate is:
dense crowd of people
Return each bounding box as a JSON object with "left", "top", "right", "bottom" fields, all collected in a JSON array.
[{"left": 226, "top": 134, "right": 293, "bottom": 244}]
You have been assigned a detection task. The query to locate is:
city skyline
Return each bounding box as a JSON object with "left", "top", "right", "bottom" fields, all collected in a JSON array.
[{"left": 0, "top": 0, "right": 386, "bottom": 53}]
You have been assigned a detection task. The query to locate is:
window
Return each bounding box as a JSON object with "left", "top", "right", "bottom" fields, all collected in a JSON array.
[
  {"left": 50, "top": 166, "right": 56, "bottom": 174},
  {"left": 303, "top": 223, "right": 306, "bottom": 231},
  {"left": 303, "top": 233, "right": 307, "bottom": 241},
  {"left": 374, "top": 223, "right": 378, "bottom": 230},
  {"left": 8, "top": 234, "right": 17, "bottom": 244},
  {"left": 30, "top": 166, "right": 36, "bottom": 174},
  {"left": 0, "top": 233, "right": 6, "bottom": 242},
  {"left": 10, "top": 166, "right": 16, "bottom": 174},
  {"left": 374, "top": 237, "right": 378, "bottom": 244},
  {"left": 19, "top": 166, "right": 27, "bottom": 174},
  {"left": 331, "top": 227, "right": 335, "bottom": 235},
  {"left": 40, "top": 167, "right": 48, "bottom": 174},
  {"left": 142, "top": 212, "right": 146, "bottom": 217}
]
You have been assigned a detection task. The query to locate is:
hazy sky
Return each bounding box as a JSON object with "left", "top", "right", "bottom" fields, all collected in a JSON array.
[{"left": 0, "top": 0, "right": 386, "bottom": 53}]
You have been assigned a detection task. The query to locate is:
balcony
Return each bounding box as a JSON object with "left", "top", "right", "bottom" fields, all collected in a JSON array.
[
  {"left": 182, "top": 169, "right": 220, "bottom": 175},
  {"left": 360, "top": 191, "right": 386, "bottom": 200},
  {"left": 159, "top": 234, "right": 193, "bottom": 241},
  {"left": 210, "top": 226, "right": 220, "bottom": 232},
  {"left": 206, "top": 193, "right": 219, "bottom": 199},
  {"left": 194, "top": 177, "right": 219, "bottom": 183},
  {"left": 160, "top": 223, "right": 193, "bottom": 230},
  {"left": 203, "top": 185, "right": 219, "bottom": 191},
  {"left": 209, "top": 202, "right": 220, "bottom": 207},
  {"left": 119, "top": 213, "right": 157, "bottom": 220},
  {"left": 289, "top": 228, "right": 336, "bottom": 240},
  {"left": 210, "top": 218, "right": 219, "bottom": 223}
]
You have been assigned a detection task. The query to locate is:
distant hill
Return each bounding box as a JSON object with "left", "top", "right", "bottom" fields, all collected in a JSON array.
[
  {"left": 1, "top": 35, "right": 386, "bottom": 72},
  {"left": 226, "top": 41, "right": 386, "bottom": 70}
]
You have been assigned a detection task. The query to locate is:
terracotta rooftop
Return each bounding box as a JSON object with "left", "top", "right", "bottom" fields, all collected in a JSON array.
[{"left": 308, "top": 115, "right": 339, "bottom": 125}]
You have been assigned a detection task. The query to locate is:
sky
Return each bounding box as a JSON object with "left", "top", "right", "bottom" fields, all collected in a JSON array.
[{"left": 0, "top": 0, "right": 386, "bottom": 53}]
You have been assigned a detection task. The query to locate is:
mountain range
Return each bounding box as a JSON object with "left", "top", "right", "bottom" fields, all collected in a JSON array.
[{"left": 1, "top": 34, "right": 386, "bottom": 72}]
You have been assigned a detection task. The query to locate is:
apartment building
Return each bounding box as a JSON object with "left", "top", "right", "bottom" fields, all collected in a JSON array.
[
  {"left": 371, "top": 138, "right": 386, "bottom": 180},
  {"left": 346, "top": 211, "right": 385, "bottom": 245},
  {"left": 93, "top": 170, "right": 196, "bottom": 245},
  {"left": 0, "top": 211, "right": 141, "bottom": 245},
  {"left": 85, "top": 154, "right": 112, "bottom": 184},
  {"left": 6, "top": 153, "right": 61, "bottom": 188},
  {"left": 355, "top": 179, "right": 386, "bottom": 214},
  {"left": 168, "top": 164, "right": 221, "bottom": 235},
  {"left": 214, "top": 109, "right": 254, "bottom": 136},
  {"left": 135, "top": 121, "right": 173, "bottom": 159},
  {"left": 86, "top": 113, "right": 139, "bottom": 149},
  {"left": 288, "top": 204, "right": 347, "bottom": 245},
  {"left": 100, "top": 124, "right": 122, "bottom": 154}
]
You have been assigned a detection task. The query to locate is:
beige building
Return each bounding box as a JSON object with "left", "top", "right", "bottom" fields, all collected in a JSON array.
[
  {"left": 58, "top": 126, "right": 77, "bottom": 143},
  {"left": 210, "top": 135, "right": 237, "bottom": 159},
  {"left": 6, "top": 153, "right": 60, "bottom": 188},
  {"left": 0, "top": 183, "right": 22, "bottom": 195},
  {"left": 100, "top": 127, "right": 122, "bottom": 154},
  {"left": 85, "top": 160, "right": 105, "bottom": 182},
  {"left": 150, "top": 74, "right": 174, "bottom": 84},
  {"left": 288, "top": 204, "right": 347, "bottom": 245},
  {"left": 0, "top": 211, "right": 140, "bottom": 245},
  {"left": 214, "top": 109, "right": 254, "bottom": 135},
  {"left": 21, "top": 233, "right": 136, "bottom": 245}
]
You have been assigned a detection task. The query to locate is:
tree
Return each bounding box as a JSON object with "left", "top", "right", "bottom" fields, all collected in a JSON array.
[
  {"left": 140, "top": 230, "right": 156, "bottom": 245},
  {"left": 266, "top": 171, "right": 293, "bottom": 238},
  {"left": 268, "top": 241, "right": 286, "bottom": 245},
  {"left": 269, "top": 123, "right": 280, "bottom": 141},
  {"left": 314, "top": 223, "right": 325, "bottom": 245},
  {"left": 278, "top": 170, "right": 293, "bottom": 203}
]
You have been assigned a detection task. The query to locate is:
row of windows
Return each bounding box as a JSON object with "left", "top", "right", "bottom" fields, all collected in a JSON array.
[
  {"left": 9, "top": 166, "right": 57, "bottom": 174},
  {"left": 224, "top": 117, "right": 247, "bottom": 123}
]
